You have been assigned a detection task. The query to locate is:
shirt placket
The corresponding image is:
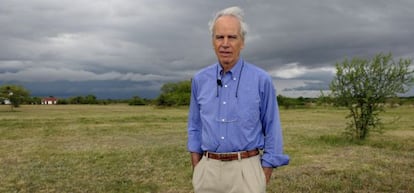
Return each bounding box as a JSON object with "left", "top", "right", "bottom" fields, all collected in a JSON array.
[{"left": 217, "top": 71, "right": 233, "bottom": 146}]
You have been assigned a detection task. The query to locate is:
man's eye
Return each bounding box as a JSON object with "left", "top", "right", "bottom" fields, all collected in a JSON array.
[{"left": 229, "top": 36, "right": 238, "bottom": 39}]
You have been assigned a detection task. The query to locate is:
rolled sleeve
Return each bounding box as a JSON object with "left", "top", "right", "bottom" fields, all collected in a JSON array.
[
  {"left": 187, "top": 78, "right": 203, "bottom": 154},
  {"left": 260, "top": 77, "right": 290, "bottom": 168},
  {"left": 261, "top": 153, "right": 290, "bottom": 168}
]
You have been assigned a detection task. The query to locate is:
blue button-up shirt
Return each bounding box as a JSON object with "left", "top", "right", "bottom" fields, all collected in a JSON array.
[{"left": 187, "top": 58, "right": 289, "bottom": 168}]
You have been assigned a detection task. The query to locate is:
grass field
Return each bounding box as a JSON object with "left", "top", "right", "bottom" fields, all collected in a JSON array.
[{"left": 0, "top": 104, "right": 413, "bottom": 193}]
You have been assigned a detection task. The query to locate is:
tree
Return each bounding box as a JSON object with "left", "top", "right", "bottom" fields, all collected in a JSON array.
[
  {"left": 277, "top": 95, "right": 299, "bottom": 109},
  {"left": 0, "top": 84, "right": 31, "bottom": 108},
  {"left": 330, "top": 53, "right": 414, "bottom": 140},
  {"left": 317, "top": 90, "right": 333, "bottom": 106},
  {"left": 84, "top": 94, "right": 97, "bottom": 104},
  {"left": 27, "top": 96, "right": 41, "bottom": 104},
  {"left": 129, "top": 96, "right": 146, "bottom": 106},
  {"left": 156, "top": 80, "right": 191, "bottom": 106},
  {"left": 69, "top": 96, "right": 83, "bottom": 104}
]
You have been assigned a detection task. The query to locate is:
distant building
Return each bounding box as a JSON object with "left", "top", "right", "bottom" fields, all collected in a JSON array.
[
  {"left": 3, "top": 99, "right": 11, "bottom": 105},
  {"left": 42, "top": 97, "right": 58, "bottom": 105}
]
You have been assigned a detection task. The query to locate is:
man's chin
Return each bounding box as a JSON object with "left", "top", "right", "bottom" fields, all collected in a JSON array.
[{"left": 219, "top": 59, "right": 232, "bottom": 65}]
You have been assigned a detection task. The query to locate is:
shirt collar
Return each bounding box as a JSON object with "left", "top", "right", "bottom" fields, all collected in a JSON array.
[{"left": 217, "top": 58, "right": 244, "bottom": 79}]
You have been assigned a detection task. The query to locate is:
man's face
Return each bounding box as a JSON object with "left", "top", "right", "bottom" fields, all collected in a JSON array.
[{"left": 212, "top": 15, "right": 244, "bottom": 70}]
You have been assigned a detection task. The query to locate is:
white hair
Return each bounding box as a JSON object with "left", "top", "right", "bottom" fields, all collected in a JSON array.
[{"left": 208, "top": 6, "right": 248, "bottom": 40}]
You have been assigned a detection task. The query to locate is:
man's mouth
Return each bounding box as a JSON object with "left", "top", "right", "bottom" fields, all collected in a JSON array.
[{"left": 219, "top": 51, "right": 232, "bottom": 57}]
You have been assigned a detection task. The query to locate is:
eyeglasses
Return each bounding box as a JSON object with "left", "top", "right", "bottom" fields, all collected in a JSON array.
[{"left": 216, "top": 61, "right": 244, "bottom": 98}]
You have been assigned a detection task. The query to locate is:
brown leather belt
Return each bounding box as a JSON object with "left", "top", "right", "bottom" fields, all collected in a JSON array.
[{"left": 203, "top": 149, "right": 260, "bottom": 161}]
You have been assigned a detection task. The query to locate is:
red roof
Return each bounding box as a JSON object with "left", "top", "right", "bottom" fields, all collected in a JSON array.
[{"left": 42, "top": 97, "right": 58, "bottom": 101}]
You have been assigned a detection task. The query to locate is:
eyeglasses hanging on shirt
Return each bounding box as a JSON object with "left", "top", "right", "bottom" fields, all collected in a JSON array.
[{"left": 216, "top": 61, "right": 244, "bottom": 98}]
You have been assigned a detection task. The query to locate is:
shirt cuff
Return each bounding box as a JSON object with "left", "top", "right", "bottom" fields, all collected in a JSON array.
[
  {"left": 187, "top": 143, "right": 203, "bottom": 154},
  {"left": 261, "top": 153, "right": 290, "bottom": 168}
]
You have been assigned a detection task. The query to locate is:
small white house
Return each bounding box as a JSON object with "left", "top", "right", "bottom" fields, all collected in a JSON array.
[
  {"left": 41, "top": 97, "right": 58, "bottom": 105},
  {"left": 3, "top": 99, "right": 11, "bottom": 105}
]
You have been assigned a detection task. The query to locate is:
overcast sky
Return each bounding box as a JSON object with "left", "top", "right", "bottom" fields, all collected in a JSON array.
[{"left": 1, "top": 0, "right": 414, "bottom": 99}]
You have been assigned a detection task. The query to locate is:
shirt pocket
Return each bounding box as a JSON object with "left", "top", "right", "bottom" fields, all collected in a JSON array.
[{"left": 236, "top": 95, "right": 260, "bottom": 129}]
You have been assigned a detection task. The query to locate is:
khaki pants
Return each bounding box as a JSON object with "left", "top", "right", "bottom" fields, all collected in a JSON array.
[{"left": 192, "top": 155, "right": 266, "bottom": 193}]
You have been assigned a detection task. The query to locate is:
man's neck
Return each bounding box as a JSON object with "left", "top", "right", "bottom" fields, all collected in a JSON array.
[{"left": 220, "top": 59, "right": 239, "bottom": 73}]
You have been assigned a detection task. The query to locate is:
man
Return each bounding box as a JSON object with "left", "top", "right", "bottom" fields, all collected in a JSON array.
[{"left": 187, "top": 6, "right": 289, "bottom": 193}]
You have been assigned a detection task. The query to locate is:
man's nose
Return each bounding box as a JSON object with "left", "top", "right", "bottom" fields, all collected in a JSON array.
[{"left": 222, "top": 37, "right": 229, "bottom": 47}]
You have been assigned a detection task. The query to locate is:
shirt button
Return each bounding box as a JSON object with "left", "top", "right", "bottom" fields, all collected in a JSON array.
[
  {"left": 223, "top": 101, "right": 226, "bottom": 105},
  {"left": 221, "top": 136, "right": 225, "bottom": 140},
  {"left": 221, "top": 119, "right": 225, "bottom": 122},
  {"left": 233, "top": 77, "right": 237, "bottom": 80},
  {"left": 224, "top": 85, "right": 228, "bottom": 87}
]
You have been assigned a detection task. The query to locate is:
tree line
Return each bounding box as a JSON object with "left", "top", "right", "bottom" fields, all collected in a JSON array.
[
  {"left": 1, "top": 53, "right": 414, "bottom": 141},
  {"left": 0, "top": 92, "right": 152, "bottom": 106}
]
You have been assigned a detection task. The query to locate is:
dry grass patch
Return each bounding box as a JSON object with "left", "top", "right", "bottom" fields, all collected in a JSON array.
[{"left": 0, "top": 105, "right": 412, "bottom": 192}]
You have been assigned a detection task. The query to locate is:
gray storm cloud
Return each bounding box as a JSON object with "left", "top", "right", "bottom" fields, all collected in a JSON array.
[{"left": 1, "top": 0, "right": 414, "bottom": 98}]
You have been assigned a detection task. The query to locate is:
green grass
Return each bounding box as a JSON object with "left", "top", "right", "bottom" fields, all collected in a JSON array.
[{"left": 0, "top": 105, "right": 413, "bottom": 193}]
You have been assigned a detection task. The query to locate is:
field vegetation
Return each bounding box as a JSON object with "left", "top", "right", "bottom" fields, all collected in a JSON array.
[{"left": 0, "top": 105, "right": 413, "bottom": 192}]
